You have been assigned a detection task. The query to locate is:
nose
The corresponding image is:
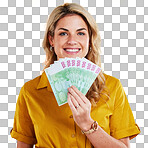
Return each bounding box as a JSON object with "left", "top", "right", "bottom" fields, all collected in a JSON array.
[{"left": 67, "top": 34, "right": 77, "bottom": 45}]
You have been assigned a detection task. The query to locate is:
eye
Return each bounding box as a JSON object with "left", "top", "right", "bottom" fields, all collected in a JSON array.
[
  {"left": 78, "top": 32, "right": 85, "bottom": 36},
  {"left": 59, "top": 32, "right": 68, "bottom": 36}
]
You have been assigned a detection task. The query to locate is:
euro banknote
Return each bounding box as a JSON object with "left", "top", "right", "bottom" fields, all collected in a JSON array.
[{"left": 45, "top": 57, "right": 101, "bottom": 106}]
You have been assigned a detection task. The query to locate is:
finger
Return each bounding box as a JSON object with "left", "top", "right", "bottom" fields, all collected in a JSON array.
[
  {"left": 67, "top": 93, "right": 77, "bottom": 113},
  {"left": 72, "top": 85, "right": 90, "bottom": 104},
  {"left": 68, "top": 93, "right": 83, "bottom": 112},
  {"left": 68, "top": 92, "right": 79, "bottom": 108},
  {"left": 70, "top": 85, "right": 90, "bottom": 104},
  {"left": 68, "top": 87, "right": 85, "bottom": 107}
]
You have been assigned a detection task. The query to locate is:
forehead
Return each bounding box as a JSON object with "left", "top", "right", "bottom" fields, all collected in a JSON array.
[{"left": 55, "top": 14, "right": 88, "bottom": 29}]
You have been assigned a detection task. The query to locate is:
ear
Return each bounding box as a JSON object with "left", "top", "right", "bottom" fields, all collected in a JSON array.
[{"left": 48, "top": 35, "right": 54, "bottom": 46}]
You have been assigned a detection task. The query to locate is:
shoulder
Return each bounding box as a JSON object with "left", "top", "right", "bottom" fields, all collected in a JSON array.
[
  {"left": 103, "top": 73, "right": 126, "bottom": 102},
  {"left": 103, "top": 73, "right": 121, "bottom": 88},
  {"left": 102, "top": 73, "right": 125, "bottom": 99},
  {"left": 16, "top": 74, "right": 42, "bottom": 105},
  {"left": 23, "top": 74, "right": 42, "bottom": 93}
]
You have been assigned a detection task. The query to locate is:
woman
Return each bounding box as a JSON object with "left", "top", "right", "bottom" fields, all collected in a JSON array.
[{"left": 11, "top": 3, "right": 140, "bottom": 148}]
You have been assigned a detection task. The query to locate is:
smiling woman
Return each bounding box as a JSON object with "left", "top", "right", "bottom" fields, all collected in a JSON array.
[
  {"left": 10, "top": 3, "right": 140, "bottom": 148},
  {"left": 48, "top": 14, "right": 90, "bottom": 60}
]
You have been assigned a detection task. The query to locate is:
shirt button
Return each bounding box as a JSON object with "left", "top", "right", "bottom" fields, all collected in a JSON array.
[
  {"left": 71, "top": 134, "right": 75, "bottom": 138},
  {"left": 69, "top": 115, "right": 73, "bottom": 118}
]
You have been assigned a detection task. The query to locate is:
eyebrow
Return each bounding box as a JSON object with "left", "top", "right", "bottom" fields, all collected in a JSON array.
[{"left": 58, "top": 28, "right": 87, "bottom": 31}]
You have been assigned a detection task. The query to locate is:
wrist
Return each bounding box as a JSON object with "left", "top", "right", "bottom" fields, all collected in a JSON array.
[
  {"left": 81, "top": 120, "right": 99, "bottom": 134},
  {"left": 80, "top": 119, "right": 94, "bottom": 132}
]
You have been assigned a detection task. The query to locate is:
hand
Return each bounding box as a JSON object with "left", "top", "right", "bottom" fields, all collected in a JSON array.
[{"left": 67, "top": 85, "right": 94, "bottom": 131}]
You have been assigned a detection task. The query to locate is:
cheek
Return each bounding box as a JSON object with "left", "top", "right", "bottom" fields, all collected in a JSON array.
[
  {"left": 84, "top": 35, "right": 89, "bottom": 43},
  {"left": 54, "top": 40, "right": 62, "bottom": 48},
  {"left": 82, "top": 38, "right": 89, "bottom": 47},
  {"left": 55, "top": 37, "right": 66, "bottom": 47}
]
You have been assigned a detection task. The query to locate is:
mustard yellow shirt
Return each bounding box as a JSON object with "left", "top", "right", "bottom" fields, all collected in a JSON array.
[{"left": 10, "top": 72, "right": 140, "bottom": 148}]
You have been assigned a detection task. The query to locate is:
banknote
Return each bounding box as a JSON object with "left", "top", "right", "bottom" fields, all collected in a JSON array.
[{"left": 45, "top": 58, "right": 101, "bottom": 106}]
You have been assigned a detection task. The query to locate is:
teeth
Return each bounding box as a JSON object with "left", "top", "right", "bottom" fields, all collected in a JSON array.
[{"left": 65, "top": 49, "right": 80, "bottom": 52}]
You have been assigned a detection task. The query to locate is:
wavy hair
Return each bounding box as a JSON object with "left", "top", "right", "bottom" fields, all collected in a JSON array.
[{"left": 42, "top": 3, "right": 110, "bottom": 106}]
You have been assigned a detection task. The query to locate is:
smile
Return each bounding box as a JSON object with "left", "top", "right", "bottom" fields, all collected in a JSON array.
[{"left": 64, "top": 48, "right": 81, "bottom": 53}]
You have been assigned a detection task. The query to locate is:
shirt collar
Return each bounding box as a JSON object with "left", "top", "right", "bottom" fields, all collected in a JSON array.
[{"left": 36, "top": 71, "right": 52, "bottom": 92}]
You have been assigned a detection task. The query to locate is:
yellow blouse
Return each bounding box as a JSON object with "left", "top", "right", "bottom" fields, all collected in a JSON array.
[{"left": 10, "top": 71, "right": 140, "bottom": 148}]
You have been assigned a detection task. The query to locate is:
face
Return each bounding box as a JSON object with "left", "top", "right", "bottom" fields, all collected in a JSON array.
[{"left": 49, "top": 14, "right": 90, "bottom": 60}]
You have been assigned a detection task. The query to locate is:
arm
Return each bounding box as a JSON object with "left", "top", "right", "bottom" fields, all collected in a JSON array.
[
  {"left": 85, "top": 128, "right": 130, "bottom": 148},
  {"left": 67, "top": 85, "right": 130, "bottom": 148},
  {"left": 11, "top": 86, "right": 37, "bottom": 147},
  {"left": 17, "top": 141, "right": 33, "bottom": 148}
]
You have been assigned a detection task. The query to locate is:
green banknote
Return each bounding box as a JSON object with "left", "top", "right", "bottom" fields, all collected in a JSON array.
[{"left": 45, "top": 58, "right": 101, "bottom": 106}]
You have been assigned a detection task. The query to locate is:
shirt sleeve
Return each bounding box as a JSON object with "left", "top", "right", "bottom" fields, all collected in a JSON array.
[
  {"left": 10, "top": 85, "right": 37, "bottom": 145},
  {"left": 109, "top": 80, "right": 141, "bottom": 140}
]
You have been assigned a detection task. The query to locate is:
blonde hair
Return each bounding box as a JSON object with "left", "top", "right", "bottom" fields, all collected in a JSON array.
[{"left": 42, "top": 3, "right": 110, "bottom": 106}]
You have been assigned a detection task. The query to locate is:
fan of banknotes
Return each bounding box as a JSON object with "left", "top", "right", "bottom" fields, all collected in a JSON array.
[{"left": 45, "top": 57, "right": 101, "bottom": 106}]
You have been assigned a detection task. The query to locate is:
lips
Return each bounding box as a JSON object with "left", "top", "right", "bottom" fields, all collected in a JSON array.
[{"left": 64, "top": 48, "right": 81, "bottom": 53}]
